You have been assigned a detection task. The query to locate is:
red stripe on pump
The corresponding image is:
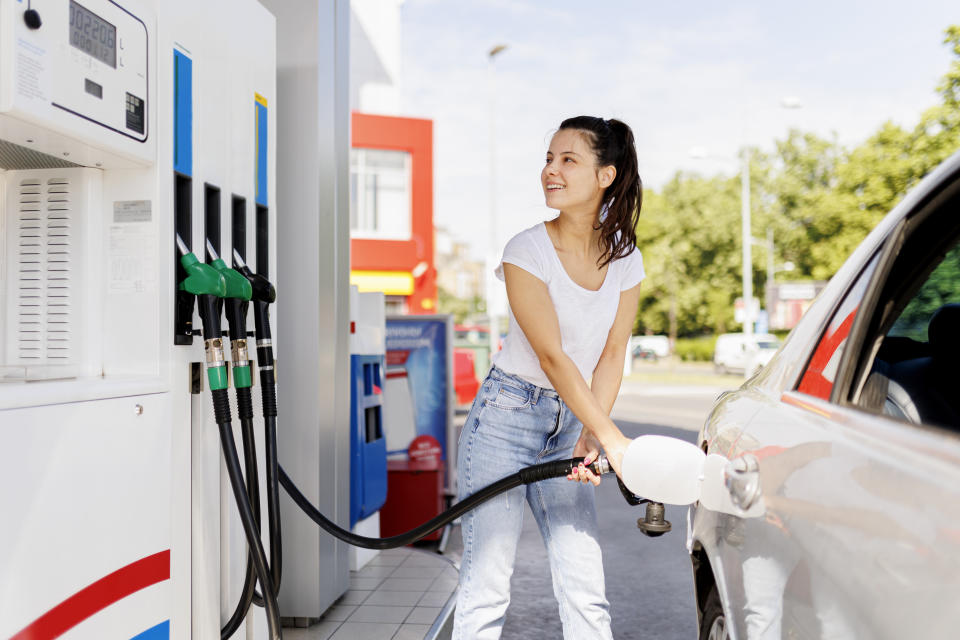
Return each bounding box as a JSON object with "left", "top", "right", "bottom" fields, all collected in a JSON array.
[{"left": 11, "top": 550, "right": 170, "bottom": 640}]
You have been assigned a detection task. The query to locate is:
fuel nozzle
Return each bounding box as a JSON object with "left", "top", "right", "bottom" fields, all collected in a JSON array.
[
  {"left": 232, "top": 249, "right": 275, "bottom": 340},
  {"left": 232, "top": 250, "right": 277, "bottom": 395},
  {"left": 207, "top": 242, "right": 254, "bottom": 389},
  {"left": 176, "top": 235, "right": 229, "bottom": 391}
]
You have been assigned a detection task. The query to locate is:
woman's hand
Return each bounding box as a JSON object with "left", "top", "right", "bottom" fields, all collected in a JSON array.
[
  {"left": 600, "top": 431, "right": 632, "bottom": 480},
  {"left": 567, "top": 430, "right": 603, "bottom": 486}
]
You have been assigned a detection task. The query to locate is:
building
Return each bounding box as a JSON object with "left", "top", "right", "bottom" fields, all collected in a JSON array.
[
  {"left": 348, "top": 0, "right": 436, "bottom": 314},
  {"left": 435, "top": 226, "right": 486, "bottom": 306}
]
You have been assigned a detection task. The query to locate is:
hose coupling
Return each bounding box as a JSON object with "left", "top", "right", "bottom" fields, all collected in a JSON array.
[
  {"left": 591, "top": 455, "right": 611, "bottom": 476},
  {"left": 231, "top": 338, "right": 250, "bottom": 363},
  {"left": 205, "top": 338, "right": 226, "bottom": 368}
]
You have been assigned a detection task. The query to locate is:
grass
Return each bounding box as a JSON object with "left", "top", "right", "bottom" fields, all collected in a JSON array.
[{"left": 625, "top": 358, "right": 746, "bottom": 387}]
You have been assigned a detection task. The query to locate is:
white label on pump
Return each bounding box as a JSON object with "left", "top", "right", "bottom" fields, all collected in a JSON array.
[
  {"left": 16, "top": 38, "right": 49, "bottom": 103},
  {"left": 114, "top": 200, "right": 151, "bottom": 223},
  {"left": 108, "top": 201, "right": 155, "bottom": 293}
]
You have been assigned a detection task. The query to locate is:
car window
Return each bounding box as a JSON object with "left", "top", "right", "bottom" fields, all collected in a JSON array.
[
  {"left": 855, "top": 239, "right": 960, "bottom": 427},
  {"left": 797, "top": 253, "right": 881, "bottom": 401},
  {"left": 887, "top": 242, "right": 960, "bottom": 341}
]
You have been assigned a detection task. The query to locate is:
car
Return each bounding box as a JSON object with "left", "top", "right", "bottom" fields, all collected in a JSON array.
[
  {"left": 688, "top": 151, "right": 960, "bottom": 640},
  {"left": 632, "top": 334, "right": 671, "bottom": 359},
  {"left": 453, "top": 348, "right": 480, "bottom": 405},
  {"left": 632, "top": 343, "right": 659, "bottom": 363},
  {"left": 713, "top": 332, "right": 781, "bottom": 375},
  {"left": 743, "top": 338, "right": 781, "bottom": 378}
]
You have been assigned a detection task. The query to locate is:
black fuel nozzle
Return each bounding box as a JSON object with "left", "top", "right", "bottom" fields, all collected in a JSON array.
[
  {"left": 616, "top": 476, "right": 647, "bottom": 506},
  {"left": 611, "top": 464, "right": 672, "bottom": 536},
  {"left": 233, "top": 250, "right": 277, "bottom": 397},
  {"left": 233, "top": 249, "right": 275, "bottom": 341}
]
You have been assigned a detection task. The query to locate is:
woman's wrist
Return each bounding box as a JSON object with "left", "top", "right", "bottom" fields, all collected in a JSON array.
[{"left": 592, "top": 418, "right": 624, "bottom": 451}]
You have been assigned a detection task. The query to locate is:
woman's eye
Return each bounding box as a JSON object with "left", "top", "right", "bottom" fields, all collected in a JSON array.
[
  {"left": 565, "top": 158, "right": 575, "bottom": 163},
  {"left": 544, "top": 157, "right": 552, "bottom": 165}
]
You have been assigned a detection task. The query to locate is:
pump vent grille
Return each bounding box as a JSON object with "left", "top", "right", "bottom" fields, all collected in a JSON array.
[
  {"left": 16, "top": 178, "right": 75, "bottom": 361},
  {"left": 0, "top": 139, "right": 82, "bottom": 171}
]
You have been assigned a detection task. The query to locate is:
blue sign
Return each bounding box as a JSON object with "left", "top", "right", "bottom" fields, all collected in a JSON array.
[
  {"left": 385, "top": 316, "right": 452, "bottom": 460},
  {"left": 755, "top": 309, "right": 769, "bottom": 335}
]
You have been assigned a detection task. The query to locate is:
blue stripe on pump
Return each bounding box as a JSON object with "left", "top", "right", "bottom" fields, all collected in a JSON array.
[
  {"left": 174, "top": 50, "right": 192, "bottom": 176},
  {"left": 129, "top": 620, "right": 170, "bottom": 640},
  {"left": 255, "top": 96, "right": 267, "bottom": 206}
]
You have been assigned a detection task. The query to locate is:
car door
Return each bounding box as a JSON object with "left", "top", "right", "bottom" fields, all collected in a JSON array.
[{"left": 718, "top": 180, "right": 960, "bottom": 639}]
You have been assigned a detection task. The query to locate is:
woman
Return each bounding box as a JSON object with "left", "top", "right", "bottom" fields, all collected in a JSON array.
[{"left": 454, "top": 116, "right": 645, "bottom": 639}]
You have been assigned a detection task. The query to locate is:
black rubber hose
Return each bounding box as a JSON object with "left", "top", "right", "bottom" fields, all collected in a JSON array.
[
  {"left": 221, "top": 398, "right": 261, "bottom": 638},
  {"left": 263, "top": 413, "right": 282, "bottom": 590},
  {"left": 279, "top": 457, "right": 592, "bottom": 550},
  {"left": 214, "top": 389, "right": 282, "bottom": 640},
  {"left": 250, "top": 414, "right": 282, "bottom": 608}
]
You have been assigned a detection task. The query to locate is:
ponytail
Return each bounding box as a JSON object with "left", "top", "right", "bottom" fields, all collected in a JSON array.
[{"left": 558, "top": 116, "right": 642, "bottom": 269}]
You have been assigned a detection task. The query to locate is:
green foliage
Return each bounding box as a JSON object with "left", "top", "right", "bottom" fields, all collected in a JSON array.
[
  {"left": 674, "top": 335, "right": 717, "bottom": 362},
  {"left": 890, "top": 242, "right": 960, "bottom": 341},
  {"left": 437, "top": 286, "right": 485, "bottom": 324},
  {"left": 634, "top": 24, "right": 960, "bottom": 337}
]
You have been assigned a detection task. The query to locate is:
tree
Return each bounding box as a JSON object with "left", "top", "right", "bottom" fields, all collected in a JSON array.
[{"left": 633, "top": 25, "right": 960, "bottom": 337}]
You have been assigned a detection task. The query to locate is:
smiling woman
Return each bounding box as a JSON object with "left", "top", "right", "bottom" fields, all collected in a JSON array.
[{"left": 453, "top": 116, "right": 645, "bottom": 640}]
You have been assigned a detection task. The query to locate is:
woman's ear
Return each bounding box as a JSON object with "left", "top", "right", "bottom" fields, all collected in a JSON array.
[{"left": 599, "top": 165, "right": 616, "bottom": 189}]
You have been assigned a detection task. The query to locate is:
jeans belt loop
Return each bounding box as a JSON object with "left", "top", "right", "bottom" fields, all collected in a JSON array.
[{"left": 531, "top": 386, "right": 541, "bottom": 405}]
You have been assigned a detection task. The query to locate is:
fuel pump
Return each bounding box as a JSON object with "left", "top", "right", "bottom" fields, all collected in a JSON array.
[{"left": 0, "top": 0, "right": 286, "bottom": 636}]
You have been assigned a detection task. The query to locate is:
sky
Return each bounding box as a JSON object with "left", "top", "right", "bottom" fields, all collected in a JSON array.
[{"left": 397, "top": 0, "right": 959, "bottom": 260}]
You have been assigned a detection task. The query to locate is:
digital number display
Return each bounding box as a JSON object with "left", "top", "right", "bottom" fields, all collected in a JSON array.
[{"left": 69, "top": 1, "right": 116, "bottom": 68}]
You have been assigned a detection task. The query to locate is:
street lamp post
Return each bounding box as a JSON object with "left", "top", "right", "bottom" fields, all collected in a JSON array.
[
  {"left": 486, "top": 44, "right": 508, "bottom": 360},
  {"left": 691, "top": 97, "right": 801, "bottom": 338},
  {"left": 740, "top": 149, "right": 753, "bottom": 338}
]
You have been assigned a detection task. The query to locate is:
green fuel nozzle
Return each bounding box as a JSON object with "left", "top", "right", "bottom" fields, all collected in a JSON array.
[
  {"left": 207, "top": 241, "right": 254, "bottom": 389},
  {"left": 176, "top": 235, "right": 229, "bottom": 391}
]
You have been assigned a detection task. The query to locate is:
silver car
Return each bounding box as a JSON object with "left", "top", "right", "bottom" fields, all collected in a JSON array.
[{"left": 688, "top": 151, "right": 960, "bottom": 639}]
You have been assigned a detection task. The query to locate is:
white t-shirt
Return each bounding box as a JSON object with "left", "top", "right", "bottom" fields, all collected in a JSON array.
[{"left": 492, "top": 221, "right": 646, "bottom": 389}]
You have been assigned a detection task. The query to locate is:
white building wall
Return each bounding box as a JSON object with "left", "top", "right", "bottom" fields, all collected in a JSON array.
[{"left": 350, "top": 0, "right": 403, "bottom": 114}]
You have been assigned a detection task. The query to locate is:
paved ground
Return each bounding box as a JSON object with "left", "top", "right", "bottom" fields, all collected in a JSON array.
[{"left": 444, "top": 373, "right": 740, "bottom": 639}]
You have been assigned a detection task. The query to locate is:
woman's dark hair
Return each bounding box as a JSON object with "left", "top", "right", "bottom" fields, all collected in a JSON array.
[{"left": 558, "top": 116, "right": 642, "bottom": 268}]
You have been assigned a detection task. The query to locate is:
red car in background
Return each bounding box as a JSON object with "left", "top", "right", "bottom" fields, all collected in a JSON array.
[
  {"left": 453, "top": 349, "right": 480, "bottom": 405},
  {"left": 453, "top": 324, "right": 500, "bottom": 406}
]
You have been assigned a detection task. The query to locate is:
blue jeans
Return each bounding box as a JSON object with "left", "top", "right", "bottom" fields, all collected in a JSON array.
[{"left": 453, "top": 366, "right": 612, "bottom": 640}]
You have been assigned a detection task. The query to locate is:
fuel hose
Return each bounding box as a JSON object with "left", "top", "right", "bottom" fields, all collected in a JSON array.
[
  {"left": 214, "top": 388, "right": 281, "bottom": 640},
  {"left": 279, "top": 455, "right": 611, "bottom": 550}
]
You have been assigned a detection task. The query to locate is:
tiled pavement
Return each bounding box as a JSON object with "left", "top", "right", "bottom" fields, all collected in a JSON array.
[{"left": 284, "top": 547, "right": 458, "bottom": 640}]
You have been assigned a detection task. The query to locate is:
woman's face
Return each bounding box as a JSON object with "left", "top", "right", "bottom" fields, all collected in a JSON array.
[{"left": 541, "top": 129, "right": 613, "bottom": 213}]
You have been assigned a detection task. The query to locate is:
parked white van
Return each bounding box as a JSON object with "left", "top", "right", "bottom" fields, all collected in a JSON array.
[
  {"left": 631, "top": 335, "right": 670, "bottom": 359},
  {"left": 713, "top": 332, "right": 780, "bottom": 375}
]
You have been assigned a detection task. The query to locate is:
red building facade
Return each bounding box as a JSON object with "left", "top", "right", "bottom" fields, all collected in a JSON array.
[{"left": 350, "top": 112, "right": 436, "bottom": 314}]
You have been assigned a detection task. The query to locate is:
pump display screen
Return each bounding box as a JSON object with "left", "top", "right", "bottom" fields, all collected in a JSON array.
[{"left": 69, "top": 1, "right": 117, "bottom": 68}]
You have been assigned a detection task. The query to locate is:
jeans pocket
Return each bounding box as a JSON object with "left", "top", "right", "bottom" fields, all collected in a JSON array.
[{"left": 487, "top": 382, "right": 531, "bottom": 410}]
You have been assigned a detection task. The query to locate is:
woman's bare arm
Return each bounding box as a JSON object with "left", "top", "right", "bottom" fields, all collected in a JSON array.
[
  {"left": 502, "top": 263, "right": 633, "bottom": 473},
  {"left": 590, "top": 283, "right": 642, "bottom": 415}
]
